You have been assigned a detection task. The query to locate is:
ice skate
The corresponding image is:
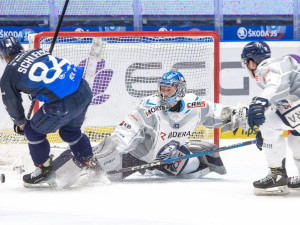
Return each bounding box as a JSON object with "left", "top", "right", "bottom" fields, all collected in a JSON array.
[
  {"left": 23, "top": 155, "right": 57, "bottom": 188},
  {"left": 288, "top": 176, "right": 300, "bottom": 190},
  {"left": 253, "top": 166, "right": 289, "bottom": 196}
]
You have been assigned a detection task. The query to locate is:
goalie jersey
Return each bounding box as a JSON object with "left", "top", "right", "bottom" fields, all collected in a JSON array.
[
  {"left": 0, "top": 48, "right": 83, "bottom": 125},
  {"left": 255, "top": 55, "right": 300, "bottom": 105},
  {"left": 111, "top": 93, "right": 224, "bottom": 163}
]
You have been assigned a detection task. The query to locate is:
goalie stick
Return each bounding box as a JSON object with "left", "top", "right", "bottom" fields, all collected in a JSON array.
[
  {"left": 31, "top": 139, "right": 255, "bottom": 188},
  {"left": 107, "top": 140, "right": 257, "bottom": 175}
]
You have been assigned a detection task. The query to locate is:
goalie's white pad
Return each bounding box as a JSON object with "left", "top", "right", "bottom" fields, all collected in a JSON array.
[
  {"left": 221, "top": 104, "right": 249, "bottom": 133},
  {"left": 93, "top": 136, "right": 122, "bottom": 172},
  {"left": 53, "top": 150, "right": 110, "bottom": 188},
  {"left": 187, "top": 140, "right": 227, "bottom": 175}
]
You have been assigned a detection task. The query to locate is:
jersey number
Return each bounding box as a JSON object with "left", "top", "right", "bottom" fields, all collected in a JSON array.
[{"left": 29, "top": 55, "right": 69, "bottom": 84}]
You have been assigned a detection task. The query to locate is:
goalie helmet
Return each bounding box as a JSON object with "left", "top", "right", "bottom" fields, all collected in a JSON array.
[
  {"left": 0, "top": 36, "right": 24, "bottom": 60},
  {"left": 241, "top": 41, "right": 271, "bottom": 67},
  {"left": 158, "top": 70, "right": 186, "bottom": 109}
]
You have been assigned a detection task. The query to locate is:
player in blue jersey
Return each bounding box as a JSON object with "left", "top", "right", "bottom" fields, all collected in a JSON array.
[{"left": 0, "top": 36, "right": 96, "bottom": 187}]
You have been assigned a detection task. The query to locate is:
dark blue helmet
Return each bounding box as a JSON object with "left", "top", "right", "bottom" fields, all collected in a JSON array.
[
  {"left": 0, "top": 36, "right": 24, "bottom": 60},
  {"left": 241, "top": 41, "right": 271, "bottom": 66}
]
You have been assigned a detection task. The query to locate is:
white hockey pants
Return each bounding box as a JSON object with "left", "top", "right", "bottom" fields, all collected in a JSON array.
[{"left": 260, "top": 108, "right": 300, "bottom": 174}]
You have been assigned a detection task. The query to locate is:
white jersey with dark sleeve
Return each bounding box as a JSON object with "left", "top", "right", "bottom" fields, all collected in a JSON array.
[
  {"left": 110, "top": 93, "right": 224, "bottom": 163},
  {"left": 255, "top": 55, "right": 300, "bottom": 105}
]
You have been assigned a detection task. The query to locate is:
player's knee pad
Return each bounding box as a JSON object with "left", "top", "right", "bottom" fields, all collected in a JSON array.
[
  {"left": 93, "top": 136, "right": 122, "bottom": 172},
  {"left": 260, "top": 125, "right": 281, "bottom": 142},
  {"left": 59, "top": 126, "right": 82, "bottom": 143},
  {"left": 24, "top": 122, "right": 47, "bottom": 143}
]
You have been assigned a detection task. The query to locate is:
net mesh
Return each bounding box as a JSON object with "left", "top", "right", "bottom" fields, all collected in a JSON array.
[
  {"left": 0, "top": 31, "right": 218, "bottom": 166},
  {"left": 36, "top": 32, "right": 217, "bottom": 143}
]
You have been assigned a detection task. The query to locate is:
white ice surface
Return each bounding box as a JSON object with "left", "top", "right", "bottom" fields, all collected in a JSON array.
[{"left": 0, "top": 139, "right": 299, "bottom": 225}]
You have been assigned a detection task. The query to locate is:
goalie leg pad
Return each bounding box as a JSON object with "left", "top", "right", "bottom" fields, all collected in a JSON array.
[
  {"left": 92, "top": 137, "right": 122, "bottom": 173},
  {"left": 52, "top": 150, "right": 110, "bottom": 188},
  {"left": 154, "top": 145, "right": 195, "bottom": 176},
  {"left": 51, "top": 150, "right": 81, "bottom": 187},
  {"left": 187, "top": 140, "right": 227, "bottom": 175}
]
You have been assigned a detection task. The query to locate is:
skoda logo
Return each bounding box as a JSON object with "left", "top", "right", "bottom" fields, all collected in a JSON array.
[{"left": 237, "top": 27, "right": 247, "bottom": 39}]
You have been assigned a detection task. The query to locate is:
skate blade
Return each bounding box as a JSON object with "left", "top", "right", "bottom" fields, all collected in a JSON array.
[
  {"left": 253, "top": 185, "right": 289, "bottom": 196},
  {"left": 23, "top": 180, "right": 58, "bottom": 188},
  {"left": 288, "top": 186, "right": 300, "bottom": 190}
]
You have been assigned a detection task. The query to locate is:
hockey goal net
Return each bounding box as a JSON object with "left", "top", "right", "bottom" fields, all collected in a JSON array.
[{"left": 0, "top": 31, "right": 219, "bottom": 166}]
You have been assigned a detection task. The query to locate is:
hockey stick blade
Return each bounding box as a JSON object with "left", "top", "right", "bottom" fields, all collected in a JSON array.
[{"left": 107, "top": 140, "right": 256, "bottom": 175}]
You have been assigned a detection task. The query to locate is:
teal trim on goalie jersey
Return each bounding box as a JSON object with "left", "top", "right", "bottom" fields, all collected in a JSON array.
[{"left": 146, "top": 99, "right": 156, "bottom": 106}]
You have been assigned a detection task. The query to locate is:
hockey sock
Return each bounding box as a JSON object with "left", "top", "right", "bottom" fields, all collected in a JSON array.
[
  {"left": 59, "top": 126, "right": 92, "bottom": 163},
  {"left": 24, "top": 122, "right": 50, "bottom": 164},
  {"left": 263, "top": 135, "right": 286, "bottom": 168},
  {"left": 69, "top": 134, "right": 93, "bottom": 163},
  {"left": 287, "top": 133, "right": 300, "bottom": 175}
]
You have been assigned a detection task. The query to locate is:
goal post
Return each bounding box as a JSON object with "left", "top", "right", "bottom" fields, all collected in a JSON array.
[
  {"left": 0, "top": 30, "right": 220, "bottom": 167},
  {"left": 32, "top": 31, "right": 220, "bottom": 146}
]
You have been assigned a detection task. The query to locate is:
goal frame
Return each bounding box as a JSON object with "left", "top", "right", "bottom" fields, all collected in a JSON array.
[{"left": 33, "top": 31, "right": 220, "bottom": 145}]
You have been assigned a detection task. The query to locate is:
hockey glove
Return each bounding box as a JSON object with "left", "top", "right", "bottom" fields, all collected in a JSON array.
[
  {"left": 221, "top": 104, "right": 249, "bottom": 133},
  {"left": 256, "top": 130, "right": 263, "bottom": 151},
  {"left": 14, "top": 124, "right": 24, "bottom": 135},
  {"left": 247, "top": 97, "right": 269, "bottom": 130}
]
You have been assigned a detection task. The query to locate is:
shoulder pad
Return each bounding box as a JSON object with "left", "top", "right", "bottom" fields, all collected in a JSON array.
[
  {"left": 184, "top": 93, "right": 207, "bottom": 109},
  {"left": 257, "top": 58, "right": 273, "bottom": 68},
  {"left": 140, "top": 94, "right": 160, "bottom": 107}
]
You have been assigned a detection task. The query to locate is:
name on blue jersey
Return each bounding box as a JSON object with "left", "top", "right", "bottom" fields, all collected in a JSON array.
[{"left": 17, "top": 49, "right": 49, "bottom": 74}]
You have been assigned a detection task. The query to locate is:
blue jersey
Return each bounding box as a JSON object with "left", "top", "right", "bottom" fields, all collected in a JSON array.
[{"left": 0, "top": 48, "right": 83, "bottom": 125}]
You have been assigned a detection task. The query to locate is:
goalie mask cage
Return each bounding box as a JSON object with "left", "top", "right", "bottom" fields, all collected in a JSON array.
[{"left": 0, "top": 31, "right": 219, "bottom": 166}]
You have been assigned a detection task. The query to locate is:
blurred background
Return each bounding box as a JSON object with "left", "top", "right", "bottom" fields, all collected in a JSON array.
[{"left": 0, "top": 0, "right": 299, "bottom": 42}]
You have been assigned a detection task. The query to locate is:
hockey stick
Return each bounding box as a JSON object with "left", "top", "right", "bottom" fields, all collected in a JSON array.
[
  {"left": 107, "top": 139, "right": 256, "bottom": 175},
  {"left": 26, "top": 0, "right": 70, "bottom": 120}
]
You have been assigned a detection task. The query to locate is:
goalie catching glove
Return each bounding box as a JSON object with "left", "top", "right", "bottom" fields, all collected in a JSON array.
[{"left": 220, "top": 104, "right": 249, "bottom": 133}]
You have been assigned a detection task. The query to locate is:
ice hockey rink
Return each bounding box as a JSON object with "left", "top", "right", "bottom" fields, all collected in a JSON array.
[
  {"left": 0, "top": 139, "right": 299, "bottom": 225},
  {"left": 1, "top": 0, "right": 300, "bottom": 224}
]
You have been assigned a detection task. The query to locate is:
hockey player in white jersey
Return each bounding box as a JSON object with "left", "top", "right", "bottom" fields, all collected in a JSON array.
[
  {"left": 91, "top": 70, "right": 248, "bottom": 182},
  {"left": 241, "top": 41, "right": 300, "bottom": 195}
]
